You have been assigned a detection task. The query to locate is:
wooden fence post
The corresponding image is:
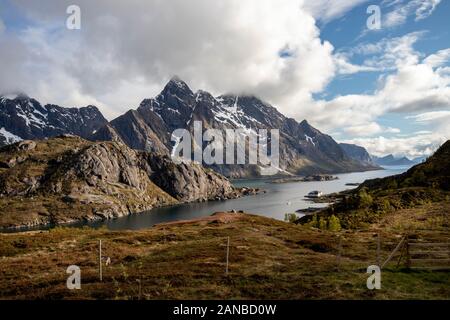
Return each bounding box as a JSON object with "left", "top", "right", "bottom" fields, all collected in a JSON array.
[
  {"left": 336, "top": 235, "right": 342, "bottom": 271},
  {"left": 377, "top": 233, "right": 381, "bottom": 267},
  {"left": 99, "top": 239, "right": 103, "bottom": 281},
  {"left": 405, "top": 234, "right": 411, "bottom": 269},
  {"left": 381, "top": 235, "right": 405, "bottom": 269},
  {"left": 226, "top": 236, "right": 230, "bottom": 276}
]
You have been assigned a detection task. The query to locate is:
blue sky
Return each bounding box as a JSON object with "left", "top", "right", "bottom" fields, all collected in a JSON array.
[
  {"left": 0, "top": 0, "right": 449, "bottom": 157},
  {"left": 307, "top": 0, "right": 450, "bottom": 157}
]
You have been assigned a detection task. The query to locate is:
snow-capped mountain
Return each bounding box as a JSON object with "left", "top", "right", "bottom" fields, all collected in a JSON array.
[
  {"left": 0, "top": 93, "right": 107, "bottom": 146},
  {"left": 1, "top": 80, "right": 376, "bottom": 177},
  {"left": 92, "top": 77, "right": 377, "bottom": 177}
]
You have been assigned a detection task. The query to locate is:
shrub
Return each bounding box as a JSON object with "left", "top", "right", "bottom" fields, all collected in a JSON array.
[
  {"left": 284, "top": 213, "right": 298, "bottom": 223},
  {"left": 358, "top": 189, "right": 373, "bottom": 208},
  {"left": 328, "top": 215, "right": 341, "bottom": 232},
  {"left": 319, "top": 217, "right": 327, "bottom": 230},
  {"left": 308, "top": 214, "right": 319, "bottom": 228}
]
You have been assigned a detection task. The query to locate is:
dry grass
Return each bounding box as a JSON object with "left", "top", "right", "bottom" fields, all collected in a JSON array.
[{"left": 1, "top": 203, "right": 449, "bottom": 300}]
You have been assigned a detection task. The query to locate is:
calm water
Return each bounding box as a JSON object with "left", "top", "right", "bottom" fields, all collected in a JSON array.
[{"left": 82, "top": 166, "right": 409, "bottom": 231}]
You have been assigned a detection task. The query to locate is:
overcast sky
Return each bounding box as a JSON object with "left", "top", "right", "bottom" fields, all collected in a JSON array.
[{"left": 0, "top": 0, "right": 449, "bottom": 157}]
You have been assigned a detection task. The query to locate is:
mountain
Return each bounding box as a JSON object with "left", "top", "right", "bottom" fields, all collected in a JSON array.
[
  {"left": 364, "top": 140, "right": 450, "bottom": 192},
  {"left": 412, "top": 155, "right": 427, "bottom": 164},
  {"left": 339, "top": 143, "right": 375, "bottom": 166},
  {"left": 0, "top": 93, "right": 108, "bottom": 147},
  {"left": 300, "top": 140, "right": 450, "bottom": 229},
  {"left": 0, "top": 79, "right": 377, "bottom": 178},
  {"left": 94, "top": 77, "right": 378, "bottom": 177},
  {"left": 372, "top": 154, "right": 415, "bottom": 166},
  {"left": 0, "top": 136, "right": 244, "bottom": 229}
]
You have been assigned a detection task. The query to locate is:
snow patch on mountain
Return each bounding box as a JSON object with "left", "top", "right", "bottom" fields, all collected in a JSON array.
[
  {"left": 305, "top": 134, "right": 316, "bottom": 146},
  {"left": 0, "top": 127, "right": 22, "bottom": 144}
]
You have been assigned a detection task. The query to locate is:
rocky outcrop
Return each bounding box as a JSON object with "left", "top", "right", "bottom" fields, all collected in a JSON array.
[
  {"left": 339, "top": 143, "right": 376, "bottom": 167},
  {"left": 143, "top": 152, "right": 237, "bottom": 202},
  {"left": 0, "top": 136, "right": 244, "bottom": 229}
]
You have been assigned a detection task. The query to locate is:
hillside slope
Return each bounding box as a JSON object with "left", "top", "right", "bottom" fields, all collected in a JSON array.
[
  {"left": 300, "top": 141, "right": 450, "bottom": 229},
  {"left": 0, "top": 136, "right": 241, "bottom": 229},
  {"left": 0, "top": 208, "right": 448, "bottom": 299}
]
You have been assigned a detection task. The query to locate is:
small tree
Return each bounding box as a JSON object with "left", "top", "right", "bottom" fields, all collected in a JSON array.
[
  {"left": 358, "top": 188, "right": 373, "bottom": 208},
  {"left": 284, "top": 213, "right": 298, "bottom": 223},
  {"left": 328, "top": 215, "right": 341, "bottom": 232},
  {"left": 308, "top": 214, "right": 319, "bottom": 228},
  {"left": 319, "top": 217, "right": 327, "bottom": 230}
]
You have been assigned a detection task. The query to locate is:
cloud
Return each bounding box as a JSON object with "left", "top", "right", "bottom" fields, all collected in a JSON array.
[
  {"left": 424, "top": 49, "right": 450, "bottom": 68},
  {"left": 342, "top": 122, "right": 400, "bottom": 136},
  {"left": 302, "top": 0, "right": 369, "bottom": 23},
  {"left": 0, "top": 0, "right": 342, "bottom": 119},
  {"left": 306, "top": 33, "right": 450, "bottom": 120},
  {"left": 382, "top": 0, "right": 442, "bottom": 28},
  {"left": 292, "top": 32, "right": 450, "bottom": 156},
  {"left": 0, "top": 1, "right": 448, "bottom": 158},
  {"left": 407, "top": 110, "right": 450, "bottom": 122},
  {"left": 341, "top": 132, "right": 447, "bottom": 158}
]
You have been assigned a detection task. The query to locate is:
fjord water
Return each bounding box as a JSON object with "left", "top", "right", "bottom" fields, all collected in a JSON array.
[{"left": 86, "top": 166, "right": 409, "bottom": 231}]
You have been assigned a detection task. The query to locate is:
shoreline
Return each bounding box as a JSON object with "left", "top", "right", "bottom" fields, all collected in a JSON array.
[{"left": 0, "top": 187, "right": 263, "bottom": 234}]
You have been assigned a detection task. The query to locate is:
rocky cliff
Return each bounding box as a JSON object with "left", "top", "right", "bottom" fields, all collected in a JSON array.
[
  {"left": 339, "top": 143, "right": 375, "bottom": 166},
  {"left": 0, "top": 136, "right": 241, "bottom": 229}
]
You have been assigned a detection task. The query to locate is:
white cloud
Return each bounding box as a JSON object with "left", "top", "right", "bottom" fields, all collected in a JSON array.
[
  {"left": 407, "top": 110, "right": 450, "bottom": 122},
  {"left": 341, "top": 132, "right": 447, "bottom": 158},
  {"left": 0, "top": 1, "right": 448, "bottom": 158},
  {"left": 383, "top": 0, "right": 442, "bottom": 28},
  {"left": 342, "top": 122, "right": 400, "bottom": 136},
  {"left": 303, "top": 0, "right": 369, "bottom": 23},
  {"left": 290, "top": 33, "right": 436, "bottom": 123},
  {"left": 293, "top": 32, "right": 450, "bottom": 157},
  {"left": 424, "top": 49, "right": 450, "bottom": 68},
  {"left": 1, "top": 0, "right": 341, "bottom": 120}
]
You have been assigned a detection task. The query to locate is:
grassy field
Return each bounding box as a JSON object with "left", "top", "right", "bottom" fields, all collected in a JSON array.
[{"left": 0, "top": 202, "right": 449, "bottom": 300}]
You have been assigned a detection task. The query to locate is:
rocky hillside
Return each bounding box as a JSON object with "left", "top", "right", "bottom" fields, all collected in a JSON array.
[
  {"left": 93, "top": 77, "right": 378, "bottom": 177},
  {"left": 0, "top": 94, "right": 108, "bottom": 147},
  {"left": 339, "top": 143, "right": 375, "bottom": 166},
  {"left": 0, "top": 136, "right": 242, "bottom": 229},
  {"left": 363, "top": 140, "right": 450, "bottom": 192},
  {"left": 300, "top": 140, "right": 450, "bottom": 229}
]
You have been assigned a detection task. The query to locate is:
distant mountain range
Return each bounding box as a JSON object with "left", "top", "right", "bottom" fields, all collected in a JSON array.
[
  {"left": 1, "top": 78, "right": 380, "bottom": 177},
  {"left": 0, "top": 93, "right": 107, "bottom": 146},
  {"left": 371, "top": 154, "right": 425, "bottom": 167},
  {"left": 299, "top": 140, "right": 449, "bottom": 229}
]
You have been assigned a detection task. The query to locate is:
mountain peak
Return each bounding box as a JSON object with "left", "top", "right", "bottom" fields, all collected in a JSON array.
[
  {"left": 300, "top": 119, "right": 310, "bottom": 126},
  {"left": 164, "top": 76, "right": 191, "bottom": 91},
  {"left": 0, "top": 92, "right": 30, "bottom": 101}
]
